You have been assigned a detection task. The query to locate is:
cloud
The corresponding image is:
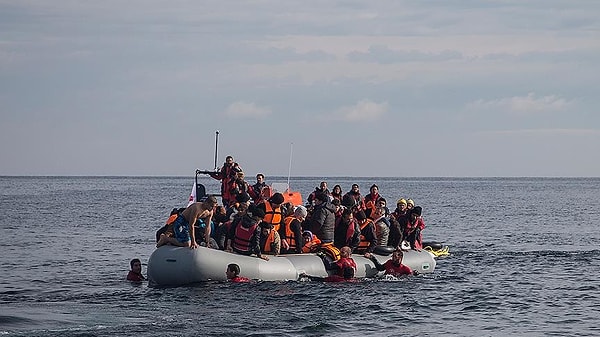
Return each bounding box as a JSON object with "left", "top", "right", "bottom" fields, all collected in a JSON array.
[
  {"left": 466, "top": 92, "right": 572, "bottom": 115},
  {"left": 326, "top": 99, "right": 388, "bottom": 122},
  {"left": 223, "top": 101, "right": 271, "bottom": 119}
]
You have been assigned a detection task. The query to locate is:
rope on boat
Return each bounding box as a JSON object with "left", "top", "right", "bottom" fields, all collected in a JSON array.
[{"left": 423, "top": 245, "right": 450, "bottom": 257}]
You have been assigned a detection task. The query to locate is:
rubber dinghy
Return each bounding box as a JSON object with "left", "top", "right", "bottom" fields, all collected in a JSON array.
[{"left": 147, "top": 246, "right": 436, "bottom": 287}]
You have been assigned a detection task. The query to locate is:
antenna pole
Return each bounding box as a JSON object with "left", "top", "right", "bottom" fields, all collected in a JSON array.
[
  {"left": 214, "top": 130, "right": 219, "bottom": 171},
  {"left": 287, "top": 142, "right": 293, "bottom": 191}
]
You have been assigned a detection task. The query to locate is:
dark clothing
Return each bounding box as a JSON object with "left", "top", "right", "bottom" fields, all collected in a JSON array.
[
  {"left": 309, "top": 201, "right": 336, "bottom": 243},
  {"left": 281, "top": 218, "right": 304, "bottom": 254},
  {"left": 228, "top": 215, "right": 262, "bottom": 257},
  {"left": 333, "top": 217, "right": 360, "bottom": 250}
]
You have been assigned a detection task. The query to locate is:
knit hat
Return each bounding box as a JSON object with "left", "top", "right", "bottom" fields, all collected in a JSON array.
[
  {"left": 397, "top": 198, "right": 407, "bottom": 205},
  {"left": 269, "top": 192, "right": 285, "bottom": 204},
  {"left": 302, "top": 230, "right": 314, "bottom": 240},
  {"left": 315, "top": 192, "right": 328, "bottom": 202},
  {"left": 294, "top": 205, "right": 308, "bottom": 218},
  {"left": 407, "top": 199, "right": 414, "bottom": 206}
]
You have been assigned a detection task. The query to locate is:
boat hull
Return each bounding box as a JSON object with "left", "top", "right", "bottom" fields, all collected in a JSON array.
[{"left": 147, "top": 246, "right": 436, "bottom": 286}]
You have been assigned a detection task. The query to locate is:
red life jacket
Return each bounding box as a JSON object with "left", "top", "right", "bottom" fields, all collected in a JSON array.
[{"left": 233, "top": 220, "right": 258, "bottom": 254}]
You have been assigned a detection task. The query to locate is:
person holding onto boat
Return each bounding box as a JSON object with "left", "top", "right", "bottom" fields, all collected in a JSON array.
[
  {"left": 208, "top": 155, "right": 242, "bottom": 207},
  {"left": 301, "top": 230, "right": 321, "bottom": 253},
  {"left": 156, "top": 195, "right": 219, "bottom": 249},
  {"left": 281, "top": 205, "right": 307, "bottom": 254},
  {"left": 364, "top": 248, "right": 415, "bottom": 277},
  {"left": 126, "top": 258, "right": 145, "bottom": 282},
  {"left": 226, "top": 263, "right": 250, "bottom": 283},
  {"left": 405, "top": 206, "right": 426, "bottom": 250},
  {"left": 307, "top": 192, "right": 336, "bottom": 245},
  {"left": 323, "top": 246, "right": 357, "bottom": 282}
]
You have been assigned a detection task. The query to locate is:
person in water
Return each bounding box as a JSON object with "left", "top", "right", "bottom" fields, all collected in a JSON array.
[
  {"left": 156, "top": 195, "right": 218, "bottom": 249},
  {"left": 365, "top": 248, "right": 416, "bottom": 277},
  {"left": 226, "top": 263, "right": 250, "bottom": 283},
  {"left": 126, "top": 258, "right": 145, "bottom": 282},
  {"left": 324, "top": 246, "right": 357, "bottom": 282}
]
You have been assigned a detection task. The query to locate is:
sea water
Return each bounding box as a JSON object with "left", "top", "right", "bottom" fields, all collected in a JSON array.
[{"left": 0, "top": 176, "right": 599, "bottom": 336}]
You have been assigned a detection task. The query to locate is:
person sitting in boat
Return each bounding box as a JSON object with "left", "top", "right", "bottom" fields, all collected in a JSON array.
[
  {"left": 342, "top": 184, "right": 366, "bottom": 214},
  {"left": 126, "top": 258, "right": 145, "bottom": 282},
  {"left": 307, "top": 181, "right": 330, "bottom": 205},
  {"left": 405, "top": 206, "right": 425, "bottom": 250},
  {"left": 406, "top": 198, "right": 415, "bottom": 212},
  {"left": 257, "top": 192, "right": 285, "bottom": 232},
  {"left": 155, "top": 207, "right": 185, "bottom": 243},
  {"left": 364, "top": 248, "right": 415, "bottom": 277},
  {"left": 307, "top": 192, "right": 336, "bottom": 245},
  {"left": 330, "top": 184, "right": 343, "bottom": 203},
  {"left": 323, "top": 246, "right": 357, "bottom": 282},
  {"left": 376, "top": 197, "right": 391, "bottom": 218},
  {"left": 259, "top": 222, "right": 281, "bottom": 256},
  {"left": 372, "top": 206, "right": 390, "bottom": 247},
  {"left": 301, "top": 230, "right": 321, "bottom": 253},
  {"left": 208, "top": 155, "right": 242, "bottom": 207},
  {"left": 226, "top": 263, "right": 250, "bottom": 283},
  {"left": 248, "top": 173, "right": 271, "bottom": 205},
  {"left": 364, "top": 184, "right": 383, "bottom": 218},
  {"left": 333, "top": 208, "right": 360, "bottom": 251},
  {"left": 354, "top": 210, "right": 377, "bottom": 255},
  {"left": 281, "top": 205, "right": 307, "bottom": 254},
  {"left": 388, "top": 199, "right": 409, "bottom": 249},
  {"left": 156, "top": 196, "right": 219, "bottom": 249},
  {"left": 227, "top": 204, "right": 270, "bottom": 260}
]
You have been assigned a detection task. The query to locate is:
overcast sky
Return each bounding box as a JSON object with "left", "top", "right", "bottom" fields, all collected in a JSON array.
[{"left": 1, "top": 1, "right": 599, "bottom": 177}]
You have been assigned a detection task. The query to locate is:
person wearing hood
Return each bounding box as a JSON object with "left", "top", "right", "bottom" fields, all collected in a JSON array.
[{"left": 308, "top": 192, "right": 336, "bottom": 244}]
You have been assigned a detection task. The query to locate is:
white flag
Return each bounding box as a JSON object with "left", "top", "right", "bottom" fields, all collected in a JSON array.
[{"left": 187, "top": 182, "right": 196, "bottom": 207}]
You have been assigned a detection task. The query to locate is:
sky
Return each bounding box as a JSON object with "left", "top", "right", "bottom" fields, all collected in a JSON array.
[{"left": 1, "top": 1, "right": 599, "bottom": 177}]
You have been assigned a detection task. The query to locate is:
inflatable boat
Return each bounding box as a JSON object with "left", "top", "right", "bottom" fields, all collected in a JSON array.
[{"left": 147, "top": 246, "right": 437, "bottom": 287}]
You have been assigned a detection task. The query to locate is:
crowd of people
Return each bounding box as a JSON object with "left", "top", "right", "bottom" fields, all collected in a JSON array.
[{"left": 142, "top": 155, "right": 428, "bottom": 282}]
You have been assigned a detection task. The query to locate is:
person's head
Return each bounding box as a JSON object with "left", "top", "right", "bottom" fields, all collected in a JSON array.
[
  {"left": 130, "top": 258, "right": 142, "bottom": 273},
  {"left": 226, "top": 263, "right": 240, "bottom": 279},
  {"left": 247, "top": 204, "right": 266, "bottom": 221},
  {"left": 294, "top": 205, "right": 308, "bottom": 221},
  {"left": 332, "top": 184, "right": 342, "bottom": 195},
  {"left": 397, "top": 198, "right": 407, "bottom": 211},
  {"left": 302, "top": 230, "right": 313, "bottom": 244},
  {"left": 376, "top": 197, "right": 387, "bottom": 208},
  {"left": 319, "top": 181, "right": 328, "bottom": 190},
  {"left": 256, "top": 173, "right": 264, "bottom": 182},
  {"left": 269, "top": 193, "right": 285, "bottom": 207},
  {"left": 370, "top": 184, "right": 378, "bottom": 194},
  {"left": 237, "top": 171, "right": 245, "bottom": 179},
  {"left": 373, "top": 206, "right": 385, "bottom": 218},
  {"left": 331, "top": 198, "right": 341, "bottom": 211},
  {"left": 355, "top": 210, "right": 367, "bottom": 221},
  {"left": 351, "top": 184, "right": 360, "bottom": 193},
  {"left": 260, "top": 221, "right": 273, "bottom": 235},
  {"left": 340, "top": 246, "right": 352, "bottom": 258},
  {"left": 406, "top": 199, "right": 415, "bottom": 210},
  {"left": 225, "top": 155, "right": 234, "bottom": 163},
  {"left": 204, "top": 195, "right": 218, "bottom": 209},
  {"left": 391, "top": 249, "right": 404, "bottom": 263},
  {"left": 314, "top": 192, "right": 328, "bottom": 204},
  {"left": 342, "top": 208, "right": 354, "bottom": 221}
]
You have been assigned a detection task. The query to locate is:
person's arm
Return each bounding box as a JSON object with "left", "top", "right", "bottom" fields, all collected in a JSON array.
[
  {"left": 364, "top": 253, "right": 386, "bottom": 271},
  {"left": 293, "top": 220, "right": 303, "bottom": 254},
  {"left": 204, "top": 212, "right": 213, "bottom": 246},
  {"left": 273, "top": 231, "right": 281, "bottom": 256},
  {"left": 252, "top": 227, "right": 268, "bottom": 260}
]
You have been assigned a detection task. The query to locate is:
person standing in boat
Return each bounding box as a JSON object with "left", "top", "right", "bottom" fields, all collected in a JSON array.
[
  {"left": 249, "top": 173, "right": 271, "bottom": 204},
  {"left": 307, "top": 181, "right": 330, "bottom": 205},
  {"left": 307, "top": 192, "right": 336, "bottom": 245},
  {"left": 364, "top": 248, "right": 415, "bottom": 277},
  {"left": 257, "top": 192, "right": 285, "bottom": 233},
  {"left": 389, "top": 198, "right": 409, "bottom": 249},
  {"left": 156, "top": 195, "right": 218, "bottom": 249},
  {"left": 208, "top": 155, "right": 242, "bottom": 207},
  {"left": 371, "top": 206, "right": 390, "bottom": 246},
  {"left": 342, "top": 184, "right": 366, "bottom": 214},
  {"left": 330, "top": 185, "right": 343, "bottom": 203},
  {"left": 364, "top": 184, "right": 383, "bottom": 218},
  {"left": 405, "top": 206, "right": 425, "bottom": 250},
  {"left": 281, "top": 205, "right": 307, "bottom": 254}
]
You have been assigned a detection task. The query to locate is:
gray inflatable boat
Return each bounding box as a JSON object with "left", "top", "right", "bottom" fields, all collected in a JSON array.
[{"left": 147, "top": 246, "right": 436, "bottom": 286}]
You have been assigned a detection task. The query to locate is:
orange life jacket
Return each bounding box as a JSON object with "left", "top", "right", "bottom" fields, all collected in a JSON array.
[
  {"left": 264, "top": 202, "right": 283, "bottom": 231},
  {"left": 283, "top": 216, "right": 299, "bottom": 251},
  {"left": 302, "top": 235, "right": 322, "bottom": 253},
  {"left": 262, "top": 229, "right": 277, "bottom": 254},
  {"left": 357, "top": 219, "right": 374, "bottom": 251}
]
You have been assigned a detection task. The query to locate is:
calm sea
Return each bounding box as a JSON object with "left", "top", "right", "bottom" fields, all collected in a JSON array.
[{"left": 1, "top": 176, "right": 599, "bottom": 337}]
